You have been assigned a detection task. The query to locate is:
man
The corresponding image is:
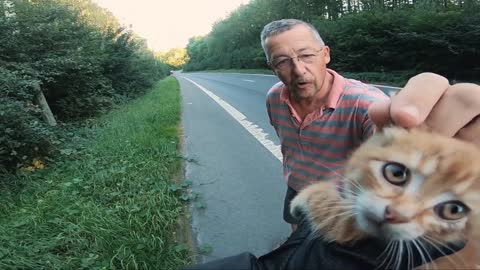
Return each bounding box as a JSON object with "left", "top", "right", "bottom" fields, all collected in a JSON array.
[
  {"left": 261, "top": 19, "right": 480, "bottom": 232},
  {"left": 184, "top": 18, "right": 480, "bottom": 270}
]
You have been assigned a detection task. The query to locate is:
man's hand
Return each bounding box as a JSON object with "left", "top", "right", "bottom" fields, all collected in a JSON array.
[{"left": 368, "top": 73, "right": 480, "bottom": 145}]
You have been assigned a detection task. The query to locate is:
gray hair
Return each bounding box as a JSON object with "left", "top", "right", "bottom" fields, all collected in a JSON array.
[{"left": 260, "top": 19, "right": 325, "bottom": 62}]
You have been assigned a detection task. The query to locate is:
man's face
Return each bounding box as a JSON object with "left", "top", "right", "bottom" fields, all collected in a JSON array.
[{"left": 265, "top": 25, "right": 331, "bottom": 102}]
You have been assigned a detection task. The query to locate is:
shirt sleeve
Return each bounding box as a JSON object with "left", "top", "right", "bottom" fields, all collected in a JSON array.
[{"left": 362, "top": 114, "right": 377, "bottom": 141}]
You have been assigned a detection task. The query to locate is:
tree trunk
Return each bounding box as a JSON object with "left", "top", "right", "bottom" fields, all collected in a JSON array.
[{"left": 33, "top": 84, "right": 57, "bottom": 126}]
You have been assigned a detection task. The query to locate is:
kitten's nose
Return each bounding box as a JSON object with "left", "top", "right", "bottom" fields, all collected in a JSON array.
[{"left": 384, "top": 205, "right": 409, "bottom": 224}]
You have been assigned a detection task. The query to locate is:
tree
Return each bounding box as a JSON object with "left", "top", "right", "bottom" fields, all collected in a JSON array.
[{"left": 157, "top": 48, "right": 189, "bottom": 69}]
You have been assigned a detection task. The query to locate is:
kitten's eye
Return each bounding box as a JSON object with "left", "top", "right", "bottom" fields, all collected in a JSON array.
[
  {"left": 382, "top": 162, "right": 410, "bottom": 186},
  {"left": 434, "top": 201, "right": 470, "bottom": 220}
]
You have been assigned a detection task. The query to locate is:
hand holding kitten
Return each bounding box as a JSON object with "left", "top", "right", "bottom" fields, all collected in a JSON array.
[{"left": 368, "top": 73, "right": 480, "bottom": 145}]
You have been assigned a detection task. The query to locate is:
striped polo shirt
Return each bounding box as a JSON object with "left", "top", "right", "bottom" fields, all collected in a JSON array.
[{"left": 266, "top": 69, "right": 389, "bottom": 191}]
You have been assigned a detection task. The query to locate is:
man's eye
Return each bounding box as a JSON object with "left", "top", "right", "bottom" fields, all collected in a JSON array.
[
  {"left": 274, "top": 59, "right": 289, "bottom": 66},
  {"left": 299, "top": 54, "right": 315, "bottom": 61}
]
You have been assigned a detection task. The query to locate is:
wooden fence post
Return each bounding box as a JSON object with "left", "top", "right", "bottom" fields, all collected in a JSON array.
[{"left": 33, "top": 83, "right": 57, "bottom": 126}]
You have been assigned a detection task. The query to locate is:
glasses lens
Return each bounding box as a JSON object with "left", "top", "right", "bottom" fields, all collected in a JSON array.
[
  {"left": 274, "top": 58, "right": 290, "bottom": 70},
  {"left": 299, "top": 54, "right": 316, "bottom": 63}
]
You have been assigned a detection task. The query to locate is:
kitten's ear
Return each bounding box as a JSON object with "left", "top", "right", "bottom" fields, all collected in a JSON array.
[{"left": 366, "top": 126, "right": 407, "bottom": 147}]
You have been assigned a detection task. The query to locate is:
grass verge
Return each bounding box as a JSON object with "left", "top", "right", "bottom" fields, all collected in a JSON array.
[{"left": 0, "top": 77, "right": 191, "bottom": 269}]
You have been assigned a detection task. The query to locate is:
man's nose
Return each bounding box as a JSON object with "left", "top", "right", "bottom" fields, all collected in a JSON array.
[{"left": 291, "top": 57, "right": 307, "bottom": 75}]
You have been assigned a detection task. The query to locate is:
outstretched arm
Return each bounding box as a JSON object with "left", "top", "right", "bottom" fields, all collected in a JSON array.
[{"left": 369, "top": 73, "right": 480, "bottom": 145}]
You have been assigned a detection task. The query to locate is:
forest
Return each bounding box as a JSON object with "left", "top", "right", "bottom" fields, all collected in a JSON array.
[{"left": 184, "top": 0, "right": 480, "bottom": 84}]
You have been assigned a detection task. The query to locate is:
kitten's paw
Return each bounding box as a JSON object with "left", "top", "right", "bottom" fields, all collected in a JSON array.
[{"left": 290, "top": 190, "right": 310, "bottom": 221}]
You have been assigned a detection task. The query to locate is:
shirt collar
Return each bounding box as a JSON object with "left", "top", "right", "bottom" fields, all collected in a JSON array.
[{"left": 279, "top": 68, "right": 345, "bottom": 110}]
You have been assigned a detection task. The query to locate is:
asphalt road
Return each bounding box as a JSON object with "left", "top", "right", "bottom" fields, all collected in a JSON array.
[
  {"left": 176, "top": 72, "right": 289, "bottom": 264},
  {"left": 175, "top": 71, "right": 398, "bottom": 264}
]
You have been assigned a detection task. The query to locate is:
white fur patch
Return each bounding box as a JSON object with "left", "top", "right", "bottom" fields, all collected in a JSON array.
[
  {"left": 385, "top": 223, "right": 424, "bottom": 240},
  {"left": 410, "top": 151, "right": 423, "bottom": 169},
  {"left": 405, "top": 173, "right": 425, "bottom": 197},
  {"left": 420, "top": 158, "right": 438, "bottom": 175}
]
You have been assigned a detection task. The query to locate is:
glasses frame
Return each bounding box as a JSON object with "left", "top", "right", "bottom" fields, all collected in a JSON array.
[{"left": 269, "top": 47, "right": 324, "bottom": 71}]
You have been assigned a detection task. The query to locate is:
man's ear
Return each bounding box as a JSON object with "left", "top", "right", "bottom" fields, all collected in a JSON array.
[{"left": 323, "top": 46, "right": 331, "bottom": 65}]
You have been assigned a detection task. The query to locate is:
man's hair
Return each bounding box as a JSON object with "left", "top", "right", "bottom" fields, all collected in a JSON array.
[{"left": 260, "top": 19, "right": 325, "bottom": 62}]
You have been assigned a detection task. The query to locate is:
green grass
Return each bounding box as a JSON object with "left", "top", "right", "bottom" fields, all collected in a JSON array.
[{"left": 0, "top": 77, "right": 191, "bottom": 269}]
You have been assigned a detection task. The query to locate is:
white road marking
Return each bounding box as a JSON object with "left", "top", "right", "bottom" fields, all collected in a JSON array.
[
  {"left": 242, "top": 79, "right": 255, "bottom": 82},
  {"left": 182, "top": 77, "right": 282, "bottom": 162}
]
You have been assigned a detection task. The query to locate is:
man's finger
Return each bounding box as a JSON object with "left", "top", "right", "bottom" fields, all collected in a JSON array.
[
  {"left": 455, "top": 115, "right": 480, "bottom": 146},
  {"left": 368, "top": 100, "right": 392, "bottom": 129},
  {"left": 425, "top": 83, "right": 480, "bottom": 136},
  {"left": 390, "top": 73, "right": 449, "bottom": 128}
]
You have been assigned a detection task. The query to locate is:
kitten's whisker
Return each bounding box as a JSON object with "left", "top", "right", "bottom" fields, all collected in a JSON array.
[
  {"left": 318, "top": 203, "right": 355, "bottom": 210},
  {"left": 317, "top": 208, "right": 355, "bottom": 215},
  {"left": 393, "top": 240, "right": 404, "bottom": 270},
  {"left": 342, "top": 179, "right": 366, "bottom": 195},
  {"left": 310, "top": 159, "right": 367, "bottom": 194},
  {"left": 406, "top": 240, "right": 414, "bottom": 270},
  {"left": 336, "top": 186, "right": 362, "bottom": 198},
  {"left": 314, "top": 210, "right": 355, "bottom": 225},
  {"left": 416, "top": 238, "right": 436, "bottom": 270},
  {"left": 375, "top": 240, "right": 395, "bottom": 270},
  {"left": 312, "top": 210, "right": 355, "bottom": 231},
  {"left": 323, "top": 198, "right": 356, "bottom": 205},
  {"left": 422, "top": 235, "right": 468, "bottom": 268},
  {"left": 428, "top": 236, "right": 469, "bottom": 269},
  {"left": 383, "top": 241, "right": 399, "bottom": 270},
  {"left": 345, "top": 178, "right": 365, "bottom": 192},
  {"left": 411, "top": 239, "right": 428, "bottom": 270}
]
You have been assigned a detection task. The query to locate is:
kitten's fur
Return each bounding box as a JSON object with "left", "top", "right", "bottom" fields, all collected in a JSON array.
[{"left": 291, "top": 127, "right": 480, "bottom": 269}]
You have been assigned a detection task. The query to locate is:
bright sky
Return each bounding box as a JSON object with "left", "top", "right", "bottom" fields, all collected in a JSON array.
[{"left": 93, "top": 0, "right": 249, "bottom": 53}]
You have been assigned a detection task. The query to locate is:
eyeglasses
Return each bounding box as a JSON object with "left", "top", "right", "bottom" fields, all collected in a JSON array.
[{"left": 270, "top": 48, "right": 324, "bottom": 71}]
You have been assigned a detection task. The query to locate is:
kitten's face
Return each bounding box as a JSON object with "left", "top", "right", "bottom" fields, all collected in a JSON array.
[{"left": 344, "top": 127, "right": 480, "bottom": 243}]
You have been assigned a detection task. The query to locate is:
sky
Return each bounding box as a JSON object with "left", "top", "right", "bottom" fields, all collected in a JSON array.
[{"left": 93, "top": 0, "right": 249, "bottom": 53}]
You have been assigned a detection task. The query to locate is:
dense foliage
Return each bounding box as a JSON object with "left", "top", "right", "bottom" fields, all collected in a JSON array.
[
  {"left": 1, "top": 0, "right": 170, "bottom": 173},
  {"left": 157, "top": 47, "right": 189, "bottom": 69},
  {"left": 184, "top": 0, "right": 480, "bottom": 83}
]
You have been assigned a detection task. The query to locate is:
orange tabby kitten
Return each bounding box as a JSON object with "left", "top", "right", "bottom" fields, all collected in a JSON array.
[{"left": 291, "top": 127, "right": 480, "bottom": 269}]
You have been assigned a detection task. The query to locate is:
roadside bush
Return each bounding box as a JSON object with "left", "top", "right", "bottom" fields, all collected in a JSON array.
[
  {"left": 0, "top": 0, "right": 170, "bottom": 174},
  {"left": 0, "top": 64, "right": 59, "bottom": 172},
  {"left": 0, "top": 98, "right": 59, "bottom": 173}
]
